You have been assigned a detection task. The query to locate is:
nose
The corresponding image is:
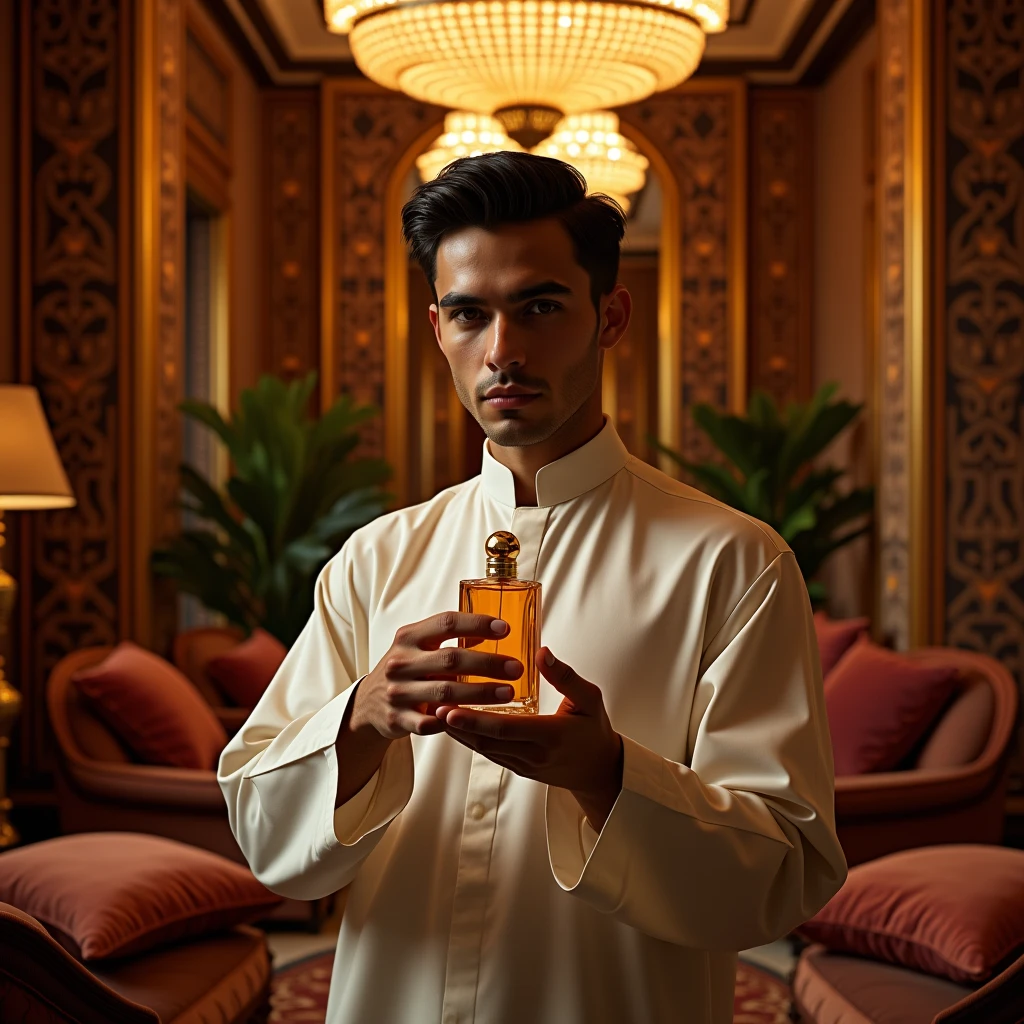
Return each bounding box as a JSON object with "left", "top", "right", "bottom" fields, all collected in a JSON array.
[{"left": 484, "top": 314, "right": 527, "bottom": 373}]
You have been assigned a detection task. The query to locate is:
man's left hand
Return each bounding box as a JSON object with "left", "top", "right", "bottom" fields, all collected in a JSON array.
[{"left": 436, "top": 647, "right": 624, "bottom": 832}]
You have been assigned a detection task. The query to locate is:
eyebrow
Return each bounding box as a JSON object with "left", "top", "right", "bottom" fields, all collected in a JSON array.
[{"left": 437, "top": 280, "right": 573, "bottom": 308}]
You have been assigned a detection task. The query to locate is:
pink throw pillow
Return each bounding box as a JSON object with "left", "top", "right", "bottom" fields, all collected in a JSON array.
[
  {"left": 813, "top": 612, "right": 869, "bottom": 678},
  {"left": 206, "top": 628, "right": 287, "bottom": 707},
  {"left": 797, "top": 845, "right": 1024, "bottom": 984},
  {"left": 72, "top": 642, "right": 228, "bottom": 770},
  {"left": 825, "top": 639, "right": 957, "bottom": 775},
  {"left": 0, "top": 833, "right": 281, "bottom": 960}
]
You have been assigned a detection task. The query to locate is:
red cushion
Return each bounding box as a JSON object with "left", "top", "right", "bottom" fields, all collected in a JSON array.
[
  {"left": 813, "top": 612, "right": 869, "bottom": 678},
  {"left": 825, "top": 639, "right": 957, "bottom": 775},
  {"left": 797, "top": 845, "right": 1024, "bottom": 984},
  {"left": 72, "top": 642, "right": 228, "bottom": 770},
  {"left": 0, "top": 833, "right": 281, "bottom": 961},
  {"left": 206, "top": 629, "right": 286, "bottom": 707}
]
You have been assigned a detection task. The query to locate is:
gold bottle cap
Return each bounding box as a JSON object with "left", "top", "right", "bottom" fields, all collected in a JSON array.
[{"left": 485, "top": 531, "right": 519, "bottom": 579}]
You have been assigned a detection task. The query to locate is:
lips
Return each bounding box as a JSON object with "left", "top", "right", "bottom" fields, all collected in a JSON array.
[
  {"left": 484, "top": 392, "right": 541, "bottom": 409},
  {"left": 482, "top": 386, "right": 542, "bottom": 410}
]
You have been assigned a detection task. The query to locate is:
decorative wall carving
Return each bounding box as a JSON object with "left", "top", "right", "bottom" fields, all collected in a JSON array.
[
  {"left": 943, "top": 0, "right": 1024, "bottom": 778},
  {"left": 619, "top": 83, "right": 746, "bottom": 463},
  {"left": 264, "top": 92, "right": 320, "bottom": 387},
  {"left": 748, "top": 90, "right": 814, "bottom": 406},
  {"left": 322, "top": 89, "right": 446, "bottom": 458},
  {"left": 19, "top": 0, "right": 125, "bottom": 780},
  {"left": 877, "top": 0, "right": 913, "bottom": 650}
]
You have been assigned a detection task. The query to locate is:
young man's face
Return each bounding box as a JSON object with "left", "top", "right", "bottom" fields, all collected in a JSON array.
[{"left": 428, "top": 218, "right": 631, "bottom": 449}]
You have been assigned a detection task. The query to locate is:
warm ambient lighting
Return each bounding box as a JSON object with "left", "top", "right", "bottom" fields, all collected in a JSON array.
[
  {"left": 533, "top": 111, "right": 649, "bottom": 212},
  {"left": 417, "top": 110, "right": 649, "bottom": 213},
  {"left": 0, "top": 384, "right": 76, "bottom": 849},
  {"left": 325, "top": 0, "right": 727, "bottom": 147},
  {"left": 416, "top": 112, "right": 524, "bottom": 183}
]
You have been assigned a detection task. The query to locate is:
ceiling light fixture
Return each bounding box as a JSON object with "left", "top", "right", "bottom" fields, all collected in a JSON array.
[{"left": 326, "top": 0, "right": 727, "bottom": 148}]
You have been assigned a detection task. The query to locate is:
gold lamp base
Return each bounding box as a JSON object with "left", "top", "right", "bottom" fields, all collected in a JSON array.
[{"left": 0, "top": 513, "right": 21, "bottom": 849}]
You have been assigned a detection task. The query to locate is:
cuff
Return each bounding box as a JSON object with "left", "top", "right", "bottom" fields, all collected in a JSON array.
[
  {"left": 331, "top": 737, "right": 414, "bottom": 846},
  {"left": 545, "top": 735, "right": 666, "bottom": 909}
]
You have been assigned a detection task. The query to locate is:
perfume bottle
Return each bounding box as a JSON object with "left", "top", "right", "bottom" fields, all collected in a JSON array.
[{"left": 458, "top": 531, "right": 540, "bottom": 715}]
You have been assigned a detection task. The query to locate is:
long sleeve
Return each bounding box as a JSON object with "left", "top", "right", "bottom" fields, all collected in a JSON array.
[
  {"left": 545, "top": 550, "right": 848, "bottom": 951},
  {"left": 217, "top": 548, "right": 414, "bottom": 901}
]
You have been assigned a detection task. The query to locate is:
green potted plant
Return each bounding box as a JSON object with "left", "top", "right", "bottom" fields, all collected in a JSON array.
[
  {"left": 152, "top": 371, "right": 391, "bottom": 646},
  {"left": 650, "top": 382, "right": 874, "bottom": 604}
]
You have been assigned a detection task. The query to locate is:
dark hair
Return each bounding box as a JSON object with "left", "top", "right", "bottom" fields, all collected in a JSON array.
[{"left": 401, "top": 151, "right": 626, "bottom": 314}]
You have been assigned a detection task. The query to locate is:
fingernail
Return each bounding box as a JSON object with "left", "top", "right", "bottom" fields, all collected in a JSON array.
[
  {"left": 544, "top": 649, "right": 555, "bottom": 667},
  {"left": 491, "top": 619, "right": 509, "bottom": 635},
  {"left": 504, "top": 659, "right": 522, "bottom": 677},
  {"left": 497, "top": 685, "right": 514, "bottom": 700}
]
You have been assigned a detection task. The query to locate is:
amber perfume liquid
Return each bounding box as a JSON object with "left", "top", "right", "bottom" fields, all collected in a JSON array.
[{"left": 458, "top": 578, "right": 540, "bottom": 714}]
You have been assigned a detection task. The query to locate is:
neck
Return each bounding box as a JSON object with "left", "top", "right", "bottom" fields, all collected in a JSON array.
[{"left": 487, "top": 394, "right": 606, "bottom": 506}]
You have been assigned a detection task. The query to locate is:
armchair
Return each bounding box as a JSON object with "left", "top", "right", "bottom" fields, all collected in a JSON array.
[
  {"left": 172, "top": 626, "right": 248, "bottom": 734},
  {"left": 835, "top": 647, "right": 1018, "bottom": 866},
  {"left": 47, "top": 646, "right": 335, "bottom": 928}
]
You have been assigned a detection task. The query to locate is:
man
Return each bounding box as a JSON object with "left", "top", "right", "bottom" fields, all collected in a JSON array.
[{"left": 219, "top": 151, "right": 847, "bottom": 1024}]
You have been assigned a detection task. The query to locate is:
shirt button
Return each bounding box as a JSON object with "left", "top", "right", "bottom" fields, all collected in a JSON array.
[{"left": 469, "top": 802, "right": 486, "bottom": 820}]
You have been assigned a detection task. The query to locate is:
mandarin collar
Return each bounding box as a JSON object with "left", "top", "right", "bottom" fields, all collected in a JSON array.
[{"left": 480, "top": 417, "right": 631, "bottom": 509}]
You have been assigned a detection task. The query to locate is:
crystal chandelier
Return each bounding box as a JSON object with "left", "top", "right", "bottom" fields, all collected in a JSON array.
[
  {"left": 417, "top": 110, "right": 650, "bottom": 214},
  {"left": 325, "top": 0, "right": 727, "bottom": 147},
  {"left": 415, "top": 113, "right": 523, "bottom": 184},
  {"left": 533, "top": 112, "right": 649, "bottom": 212}
]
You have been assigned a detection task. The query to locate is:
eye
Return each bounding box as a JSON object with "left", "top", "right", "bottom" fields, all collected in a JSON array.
[
  {"left": 528, "top": 299, "right": 561, "bottom": 314},
  {"left": 450, "top": 308, "right": 482, "bottom": 323}
]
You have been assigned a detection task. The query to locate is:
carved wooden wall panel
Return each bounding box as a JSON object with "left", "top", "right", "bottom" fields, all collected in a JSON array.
[
  {"left": 619, "top": 82, "right": 747, "bottom": 463},
  {"left": 942, "top": 0, "right": 1024, "bottom": 780},
  {"left": 263, "top": 92, "right": 320, "bottom": 387},
  {"left": 17, "top": 0, "right": 129, "bottom": 782},
  {"left": 322, "top": 86, "right": 446, "bottom": 459},
  {"left": 748, "top": 90, "right": 814, "bottom": 406}
]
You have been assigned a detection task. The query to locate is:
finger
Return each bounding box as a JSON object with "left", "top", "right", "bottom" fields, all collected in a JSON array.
[
  {"left": 386, "top": 680, "right": 516, "bottom": 707},
  {"left": 385, "top": 708, "right": 446, "bottom": 737},
  {"left": 439, "top": 706, "right": 549, "bottom": 740},
  {"left": 385, "top": 648, "right": 523, "bottom": 682},
  {"left": 400, "top": 612, "right": 509, "bottom": 650},
  {"left": 538, "top": 647, "right": 603, "bottom": 714},
  {"left": 444, "top": 727, "right": 548, "bottom": 766}
]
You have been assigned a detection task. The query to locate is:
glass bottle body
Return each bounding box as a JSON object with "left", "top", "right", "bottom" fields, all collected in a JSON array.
[{"left": 458, "top": 577, "right": 540, "bottom": 714}]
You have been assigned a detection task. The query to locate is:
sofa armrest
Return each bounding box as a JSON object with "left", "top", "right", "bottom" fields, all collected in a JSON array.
[
  {"left": 835, "top": 762, "right": 1004, "bottom": 818},
  {"left": 0, "top": 904, "right": 158, "bottom": 1024},
  {"left": 64, "top": 758, "right": 227, "bottom": 812},
  {"left": 934, "top": 953, "right": 1024, "bottom": 1024}
]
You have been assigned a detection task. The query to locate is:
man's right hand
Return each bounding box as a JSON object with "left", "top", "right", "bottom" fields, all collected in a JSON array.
[
  {"left": 336, "top": 612, "right": 520, "bottom": 807},
  {"left": 350, "top": 612, "right": 521, "bottom": 739}
]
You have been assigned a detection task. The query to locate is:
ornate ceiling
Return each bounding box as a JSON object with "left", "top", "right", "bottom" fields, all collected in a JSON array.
[{"left": 206, "top": 0, "right": 873, "bottom": 87}]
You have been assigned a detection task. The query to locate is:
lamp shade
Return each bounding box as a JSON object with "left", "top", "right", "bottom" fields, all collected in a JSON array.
[{"left": 0, "top": 386, "right": 75, "bottom": 510}]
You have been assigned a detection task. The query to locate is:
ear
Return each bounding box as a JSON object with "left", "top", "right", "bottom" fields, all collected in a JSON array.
[
  {"left": 428, "top": 303, "right": 443, "bottom": 351},
  {"left": 597, "top": 284, "right": 632, "bottom": 352}
]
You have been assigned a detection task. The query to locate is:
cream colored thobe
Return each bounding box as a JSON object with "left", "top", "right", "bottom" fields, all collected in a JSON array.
[{"left": 218, "top": 417, "right": 847, "bottom": 1024}]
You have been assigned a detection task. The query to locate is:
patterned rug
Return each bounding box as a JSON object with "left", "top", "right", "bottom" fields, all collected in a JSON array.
[{"left": 270, "top": 954, "right": 792, "bottom": 1023}]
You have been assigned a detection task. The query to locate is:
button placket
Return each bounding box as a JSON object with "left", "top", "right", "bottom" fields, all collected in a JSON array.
[{"left": 440, "top": 753, "right": 505, "bottom": 1023}]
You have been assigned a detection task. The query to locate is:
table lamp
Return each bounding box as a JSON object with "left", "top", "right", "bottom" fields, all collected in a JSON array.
[{"left": 0, "top": 385, "right": 76, "bottom": 847}]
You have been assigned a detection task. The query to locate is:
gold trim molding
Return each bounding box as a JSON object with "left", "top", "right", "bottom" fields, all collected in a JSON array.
[
  {"left": 135, "top": 0, "right": 186, "bottom": 648},
  {"left": 876, "top": 0, "right": 932, "bottom": 650}
]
